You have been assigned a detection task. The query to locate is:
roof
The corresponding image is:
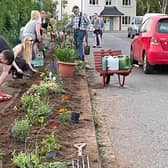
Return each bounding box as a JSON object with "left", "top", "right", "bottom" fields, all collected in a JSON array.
[{"left": 100, "top": 6, "right": 124, "bottom": 16}]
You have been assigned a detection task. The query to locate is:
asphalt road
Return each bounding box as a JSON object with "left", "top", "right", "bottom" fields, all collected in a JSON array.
[{"left": 87, "top": 32, "right": 168, "bottom": 168}]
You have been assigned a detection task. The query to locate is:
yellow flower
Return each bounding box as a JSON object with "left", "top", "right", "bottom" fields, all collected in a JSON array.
[
  {"left": 59, "top": 108, "right": 66, "bottom": 113},
  {"left": 40, "top": 72, "right": 45, "bottom": 78},
  {"left": 38, "top": 116, "right": 45, "bottom": 124}
]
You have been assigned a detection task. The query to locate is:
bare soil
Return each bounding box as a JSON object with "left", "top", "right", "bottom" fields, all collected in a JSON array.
[{"left": 0, "top": 44, "right": 100, "bottom": 168}]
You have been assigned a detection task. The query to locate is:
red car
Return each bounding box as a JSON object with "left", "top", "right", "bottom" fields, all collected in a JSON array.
[{"left": 130, "top": 15, "right": 168, "bottom": 73}]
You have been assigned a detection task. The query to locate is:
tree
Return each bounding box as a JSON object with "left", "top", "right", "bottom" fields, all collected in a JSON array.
[
  {"left": 0, "top": 0, "right": 39, "bottom": 46},
  {"left": 159, "top": 0, "right": 168, "bottom": 13},
  {"left": 136, "top": 0, "right": 168, "bottom": 15}
]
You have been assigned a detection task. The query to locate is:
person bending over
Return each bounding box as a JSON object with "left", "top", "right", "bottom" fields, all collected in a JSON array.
[{"left": 0, "top": 37, "right": 14, "bottom": 86}]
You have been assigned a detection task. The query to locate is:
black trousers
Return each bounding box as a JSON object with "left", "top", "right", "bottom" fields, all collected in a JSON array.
[{"left": 9, "top": 57, "right": 29, "bottom": 79}]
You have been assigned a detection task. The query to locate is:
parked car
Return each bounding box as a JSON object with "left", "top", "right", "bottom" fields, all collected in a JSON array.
[
  {"left": 130, "top": 15, "right": 168, "bottom": 74},
  {"left": 128, "top": 16, "right": 143, "bottom": 39},
  {"left": 142, "top": 13, "right": 166, "bottom": 24}
]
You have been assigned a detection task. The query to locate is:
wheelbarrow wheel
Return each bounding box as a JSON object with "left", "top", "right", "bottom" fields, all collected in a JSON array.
[{"left": 106, "top": 75, "right": 111, "bottom": 84}]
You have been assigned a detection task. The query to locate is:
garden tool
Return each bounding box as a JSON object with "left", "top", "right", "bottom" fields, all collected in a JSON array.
[
  {"left": 74, "top": 143, "right": 86, "bottom": 157},
  {"left": 0, "top": 92, "right": 12, "bottom": 102},
  {"left": 71, "top": 143, "right": 90, "bottom": 168}
]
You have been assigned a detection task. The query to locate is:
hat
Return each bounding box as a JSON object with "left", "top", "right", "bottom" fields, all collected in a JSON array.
[{"left": 72, "top": 5, "right": 79, "bottom": 12}]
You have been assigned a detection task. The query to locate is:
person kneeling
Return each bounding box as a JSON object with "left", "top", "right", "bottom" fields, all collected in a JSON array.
[{"left": 9, "top": 43, "right": 31, "bottom": 79}]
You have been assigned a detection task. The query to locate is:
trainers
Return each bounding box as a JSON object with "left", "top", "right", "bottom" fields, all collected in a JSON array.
[
  {"left": 97, "top": 45, "right": 102, "bottom": 48},
  {"left": 92, "top": 45, "right": 96, "bottom": 48}
]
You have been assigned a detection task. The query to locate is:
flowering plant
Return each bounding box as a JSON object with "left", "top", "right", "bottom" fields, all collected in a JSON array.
[
  {"left": 60, "top": 94, "right": 69, "bottom": 101},
  {"left": 48, "top": 60, "right": 58, "bottom": 74},
  {"left": 58, "top": 108, "right": 67, "bottom": 113}
]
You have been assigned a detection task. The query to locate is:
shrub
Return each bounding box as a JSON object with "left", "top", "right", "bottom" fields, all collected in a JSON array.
[{"left": 11, "top": 119, "right": 30, "bottom": 141}]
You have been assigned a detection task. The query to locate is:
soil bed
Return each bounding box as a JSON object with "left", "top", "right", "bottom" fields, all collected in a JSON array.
[{"left": 0, "top": 45, "right": 100, "bottom": 168}]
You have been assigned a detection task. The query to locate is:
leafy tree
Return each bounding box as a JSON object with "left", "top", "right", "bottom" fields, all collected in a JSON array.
[
  {"left": 137, "top": 0, "right": 168, "bottom": 15},
  {"left": 0, "top": 0, "right": 39, "bottom": 46}
]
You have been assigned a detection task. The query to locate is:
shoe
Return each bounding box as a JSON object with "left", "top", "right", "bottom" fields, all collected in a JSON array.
[
  {"left": 81, "top": 56, "right": 85, "bottom": 61},
  {"left": 23, "top": 72, "right": 32, "bottom": 78},
  {"left": 92, "top": 45, "right": 96, "bottom": 48},
  {"left": 85, "top": 64, "right": 93, "bottom": 69},
  {"left": 97, "top": 45, "right": 102, "bottom": 48}
]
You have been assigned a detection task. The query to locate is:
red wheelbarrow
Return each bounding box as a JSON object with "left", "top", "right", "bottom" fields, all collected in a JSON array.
[{"left": 93, "top": 49, "right": 134, "bottom": 87}]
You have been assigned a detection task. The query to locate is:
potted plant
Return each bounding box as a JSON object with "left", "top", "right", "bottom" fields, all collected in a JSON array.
[
  {"left": 41, "top": 133, "right": 61, "bottom": 159},
  {"left": 54, "top": 42, "right": 77, "bottom": 77}
]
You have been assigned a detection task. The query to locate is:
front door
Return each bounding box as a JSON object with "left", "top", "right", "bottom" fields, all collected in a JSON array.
[{"left": 109, "top": 16, "right": 113, "bottom": 31}]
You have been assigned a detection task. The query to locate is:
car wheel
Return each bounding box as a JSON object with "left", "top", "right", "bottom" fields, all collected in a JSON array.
[
  {"left": 143, "top": 53, "right": 153, "bottom": 74},
  {"left": 130, "top": 47, "right": 138, "bottom": 65}
]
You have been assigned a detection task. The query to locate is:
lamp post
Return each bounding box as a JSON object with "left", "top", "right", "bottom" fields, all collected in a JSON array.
[
  {"left": 60, "top": 0, "right": 63, "bottom": 20},
  {"left": 38, "top": 0, "right": 43, "bottom": 9},
  {"left": 81, "top": 0, "right": 84, "bottom": 13}
]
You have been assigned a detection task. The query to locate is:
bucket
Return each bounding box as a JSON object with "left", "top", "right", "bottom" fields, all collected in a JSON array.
[
  {"left": 118, "top": 55, "right": 131, "bottom": 70},
  {"left": 107, "top": 56, "right": 119, "bottom": 70},
  {"left": 32, "top": 52, "right": 44, "bottom": 67}
]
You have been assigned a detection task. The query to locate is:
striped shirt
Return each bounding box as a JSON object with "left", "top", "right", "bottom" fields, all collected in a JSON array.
[{"left": 68, "top": 13, "right": 90, "bottom": 31}]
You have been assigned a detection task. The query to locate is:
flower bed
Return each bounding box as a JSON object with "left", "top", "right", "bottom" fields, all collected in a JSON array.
[{"left": 0, "top": 44, "right": 100, "bottom": 168}]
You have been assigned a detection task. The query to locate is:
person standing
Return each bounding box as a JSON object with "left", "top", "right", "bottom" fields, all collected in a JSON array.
[
  {"left": 99, "top": 15, "right": 105, "bottom": 41},
  {"left": 22, "top": 10, "right": 42, "bottom": 66},
  {"left": 92, "top": 13, "right": 102, "bottom": 48},
  {"left": 40, "top": 10, "right": 49, "bottom": 32},
  {"left": 0, "top": 37, "right": 14, "bottom": 86},
  {"left": 66, "top": 5, "right": 90, "bottom": 61}
]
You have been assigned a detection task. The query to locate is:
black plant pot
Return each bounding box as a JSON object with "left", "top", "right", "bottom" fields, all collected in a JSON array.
[
  {"left": 46, "top": 150, "right": 57, "bottom": 159},
  {"left": 71, "top": 111, "right": 80, "bottom": 124}
]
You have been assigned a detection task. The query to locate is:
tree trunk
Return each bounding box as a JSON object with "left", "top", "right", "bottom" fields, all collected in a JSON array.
[{"left": 159, "top": 0, "right": 168, "bottom": 13}]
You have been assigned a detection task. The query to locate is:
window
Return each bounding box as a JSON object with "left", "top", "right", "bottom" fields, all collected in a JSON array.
[
  {"left": 63, "top": 0, "right": 68, "bottom": 4},
  {"left": 158, "top": 19, "right": 168, "bottom": 33},
  {"left": 123, "top": 0, "right": 131, "bottom": 6},
  {"left": 105, "top": 0, "right": 112, "bottom": 5},
  {"left": 89, "top": 0, "right": 99, "bottom": 5},
  {"left": 122, "top": 16, "right": 130, "bottom": 25},
  {"left": 140, "top": 18, "right": 152, "bottom": 33}
]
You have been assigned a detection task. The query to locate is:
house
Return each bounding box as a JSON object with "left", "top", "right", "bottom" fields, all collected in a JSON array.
[{"left": 56, "top": 0, "right": 136, "bottom": 31}]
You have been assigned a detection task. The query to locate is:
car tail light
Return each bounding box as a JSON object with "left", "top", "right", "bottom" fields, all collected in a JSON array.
[{"left": 150, "top": 37, "right": 160, "bottom": 45}]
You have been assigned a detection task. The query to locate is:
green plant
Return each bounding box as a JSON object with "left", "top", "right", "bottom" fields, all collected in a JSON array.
[
  {"left": 60, "top": 112, "right": 71, "bottom": 123},
  {"left": 37, "top": 161, "right": 67, "bottom": 168},
  {"left": 12, "top": 148, "right": 40, "bottom": 168},
  {"left": 36, "top": 103, "right": 52, "bottom": 117},
  {"left": 21, "top": 95, "right": 41, "bottom": 110},
  {"left": 11, "top": 119, "right": 30, "bottom": 141},
  {"left": 30, "top": 85, "right": 48, "bottom": 98},
  {"left": 54, "top": 43, "right": 77, "bottom": 63},
  {"left": 0, "top": 149, "right": 4, "bottom": 160},
  {"left": 41, "top": 133, "right": 61, "bottom": 154},
  {"left": 40, "top": 80, "right": 65, "bottom": 94},
  {"left": 26, "top": 103, "right": 52, "bottom": 124}
]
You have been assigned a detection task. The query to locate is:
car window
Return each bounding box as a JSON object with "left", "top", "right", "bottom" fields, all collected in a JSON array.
[
  {"left": 157, "top": 19, "right": 168, "bottom": 33},
  {"left": 140, "top": 18, "right": 152, "bottom": 33},
  {"left": 135, "top": 17, "right": 142, "bottom": 24}
]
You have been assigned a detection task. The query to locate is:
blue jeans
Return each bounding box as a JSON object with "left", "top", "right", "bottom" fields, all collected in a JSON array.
[{"left": 74, "top": 29, "right": 86, "bottom": 60}]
